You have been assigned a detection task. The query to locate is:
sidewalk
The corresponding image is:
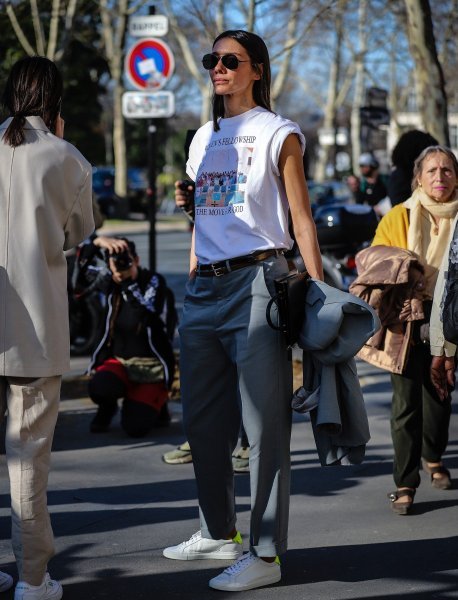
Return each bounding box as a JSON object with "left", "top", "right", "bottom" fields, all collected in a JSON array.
[{"left": 1, "top": 357, "right": 457, "bottom": 599}]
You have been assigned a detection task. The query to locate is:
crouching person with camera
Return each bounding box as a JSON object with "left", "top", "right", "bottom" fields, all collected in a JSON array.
[{"left": 81, "top": 236, "right": 176, "bottom": 437}]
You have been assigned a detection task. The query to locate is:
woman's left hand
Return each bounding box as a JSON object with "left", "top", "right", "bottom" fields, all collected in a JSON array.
[{"left": 431, "top": 355, "right": 456, "bottom": 401}]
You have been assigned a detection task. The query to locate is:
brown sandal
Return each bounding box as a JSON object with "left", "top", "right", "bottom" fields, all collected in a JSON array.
[
  {"left": 387, "top": 488, "right": 416, "bottom": 515},
  {"left": 422, "top": 460, "right": 452, "bottom": 490}
]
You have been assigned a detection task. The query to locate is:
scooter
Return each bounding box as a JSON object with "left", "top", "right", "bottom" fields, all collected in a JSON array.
[{"left": 313, "top": 203, "right": 378, "bottom": 290}]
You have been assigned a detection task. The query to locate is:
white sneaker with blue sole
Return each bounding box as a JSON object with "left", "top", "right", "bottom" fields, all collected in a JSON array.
[{"left": 209, "top": 552, "right": 281, "bottom": 591}]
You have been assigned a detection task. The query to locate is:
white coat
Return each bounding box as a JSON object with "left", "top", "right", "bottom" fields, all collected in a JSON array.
[{"left": 0, "top": 116, "right": 94, "bottom": 376}]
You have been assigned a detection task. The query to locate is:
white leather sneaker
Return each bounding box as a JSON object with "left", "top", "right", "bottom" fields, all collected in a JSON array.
[
  {"left": 163, "top": 530, "right": 242, "bottom": 560},
  {"left": 209, "top": 552, "right": 281, "bottom": 591},
  {"left": 14, "top": 573, "right": 63, "bottom": 600},
  {"left": 0, "top": 570, "right": 13, "bottom": 592}
]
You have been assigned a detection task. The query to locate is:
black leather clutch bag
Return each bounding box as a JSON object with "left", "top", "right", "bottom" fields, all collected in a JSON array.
[{"left": 266, "top": 270, "right": 310, "bottom": 347}]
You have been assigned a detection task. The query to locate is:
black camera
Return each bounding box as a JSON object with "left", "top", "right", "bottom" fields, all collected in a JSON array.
[
  {"left": 178, "top": 179, "right": 195, "bottom": 192},
  {"left": 106, "top": 249, "right": 133, "bottom": 271}
]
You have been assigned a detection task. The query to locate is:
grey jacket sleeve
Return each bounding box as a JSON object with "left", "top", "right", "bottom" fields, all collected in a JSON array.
[{"left": 430, "top": 214, "right": 458, "bottom": 357}]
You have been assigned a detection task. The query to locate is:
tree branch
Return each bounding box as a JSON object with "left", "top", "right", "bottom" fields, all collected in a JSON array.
[
  {"left": 5, "top": 2, "right": 36, "bottom": 56},
  {"left": 30, "top": 0, "right": 46, "bottom": 55},
  {"left": 47, "top": 0, "right": 61, "bottom": 59}
]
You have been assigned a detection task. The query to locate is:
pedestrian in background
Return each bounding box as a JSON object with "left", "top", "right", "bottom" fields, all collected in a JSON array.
[
  {"left": 0, "top": 56, "right": 94, "bottom": 599},
  {"left": 163, "top": 29, "right": 322, "bottom": 591},
  {"left": 387, "top": 129, "right": 438, "bottom": 206},
  {"left": 352, "top": 145, "right": 458, "bottom": 515},
  {"left": 348, "top": 152, "right": 388, "bottom": 207}
]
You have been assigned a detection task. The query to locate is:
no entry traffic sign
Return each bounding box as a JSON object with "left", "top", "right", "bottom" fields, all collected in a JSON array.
[{"left": 125, "top": 38, "right": 175, "bottom": 91}]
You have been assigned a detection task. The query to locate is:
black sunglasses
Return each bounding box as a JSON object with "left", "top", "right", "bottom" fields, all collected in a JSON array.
[{"left": 202, "top": 53, "right": 251, "bottom": 71}]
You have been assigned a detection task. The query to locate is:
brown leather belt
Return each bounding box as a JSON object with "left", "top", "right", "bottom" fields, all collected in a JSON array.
[{"left": 196, "top": 249, "right": 280, "bottom": 277}]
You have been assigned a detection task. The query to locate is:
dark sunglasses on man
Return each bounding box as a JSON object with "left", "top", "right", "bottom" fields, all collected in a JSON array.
[{"left": 202, "top": 53, "right": 251, "bottom": 71}]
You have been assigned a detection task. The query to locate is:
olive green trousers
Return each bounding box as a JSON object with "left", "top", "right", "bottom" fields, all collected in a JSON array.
[{"left": 390, "top": 342, "right": 451, "bottom": 489}]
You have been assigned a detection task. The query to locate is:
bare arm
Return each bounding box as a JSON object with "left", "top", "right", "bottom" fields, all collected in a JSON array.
[
  {"left": 189, "top": 225, "right": 197, "bottom": 276},
  {"left": 279, "top": 134, "right": 323, "bottom": 280}
]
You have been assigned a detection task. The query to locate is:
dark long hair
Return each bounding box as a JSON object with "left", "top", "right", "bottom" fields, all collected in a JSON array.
[
  {"left": 391, "top": 129, "right": 438, "bottom": 175},
  {"left": 211, "top": 30, "right": 272, "bottom": 131},
  {"left": 2, "top": 56, "right": 63, "bottom": 147}
]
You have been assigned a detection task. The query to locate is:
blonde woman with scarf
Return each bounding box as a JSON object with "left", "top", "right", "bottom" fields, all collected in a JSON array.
[{"left": 370, "top": 145, "right": 458, "bottom": 515}]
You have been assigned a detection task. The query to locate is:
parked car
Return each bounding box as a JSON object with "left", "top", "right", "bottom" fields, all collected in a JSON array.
[
  {"left": 92, "top": 166, "right": 117, "bottom": 218},
  {"left": 92, "top": 166, "right": 148, "bottom": 218},
  {"left": 308, "top": 180, "right": 352, "bottom": 210},
  {"left": 127, "top": 167, "right": 148, "bottom": 214}
]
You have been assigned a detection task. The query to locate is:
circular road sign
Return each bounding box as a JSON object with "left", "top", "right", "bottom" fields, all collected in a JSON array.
[{"left": 125, "top": 38, "right": 175, "bottom": 91}]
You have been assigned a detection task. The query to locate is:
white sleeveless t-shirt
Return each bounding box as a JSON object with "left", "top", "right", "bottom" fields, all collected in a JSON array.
[{"left": 186, "top": 106, "right": 305, "bottom": 263}]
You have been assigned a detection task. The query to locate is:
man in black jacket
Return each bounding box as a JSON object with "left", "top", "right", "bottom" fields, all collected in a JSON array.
[
  {"left": 77, "top": 236, "right": 176, "bottom": 437},
  {"left": 348, "top": 153, "right": 388, "bottom": 207}
]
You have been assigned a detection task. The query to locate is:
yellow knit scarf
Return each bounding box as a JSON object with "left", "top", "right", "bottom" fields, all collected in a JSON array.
[
  {"left": 405, "top": 188, "right": 458, "bottom": 259},
  {"left": 404, "top": 187, "right": 458, "bottom": 296}
]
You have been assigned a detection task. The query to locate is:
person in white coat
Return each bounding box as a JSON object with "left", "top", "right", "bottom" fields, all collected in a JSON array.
[{"left": 0, "top": 56, "right": 94, "bottom": 600}]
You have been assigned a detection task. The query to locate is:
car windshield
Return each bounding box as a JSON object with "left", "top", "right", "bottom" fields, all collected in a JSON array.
[{"left": 308, "top": 181, "right": 350, "bottom": 205}]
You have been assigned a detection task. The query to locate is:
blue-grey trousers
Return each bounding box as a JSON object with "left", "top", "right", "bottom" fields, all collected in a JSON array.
[{"left": 179, "top": 254, "right": 292, "bottom": 557}]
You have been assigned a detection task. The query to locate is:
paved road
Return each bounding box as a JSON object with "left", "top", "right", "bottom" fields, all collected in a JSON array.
[{"left": 1, "top": 219, "right": 458, "bottom": 599}]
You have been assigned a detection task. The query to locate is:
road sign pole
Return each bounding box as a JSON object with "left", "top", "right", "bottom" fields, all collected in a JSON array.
[
  {"left": 124, "top": 12, "right": 174, "bottom": 272},
  {"left": 147, "top": 121, "right": 157, "bottom": 271}
]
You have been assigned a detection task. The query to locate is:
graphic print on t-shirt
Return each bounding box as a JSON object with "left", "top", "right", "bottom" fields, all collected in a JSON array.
[{"left": 195, "top": 140, "right": 254, "bottom": 210}]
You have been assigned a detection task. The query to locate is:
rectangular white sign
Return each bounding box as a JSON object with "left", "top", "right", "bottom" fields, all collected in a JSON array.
[
  {"left": 122, "top": 91, "right": 175, "bottom": 119},
  {"left": 129, "top": 15, "right": 168, "bottom": 37}
]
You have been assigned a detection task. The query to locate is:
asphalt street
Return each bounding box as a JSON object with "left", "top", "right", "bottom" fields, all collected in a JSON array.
[{"left": 1, "top": 217, "right": 458, "bottom": 599}]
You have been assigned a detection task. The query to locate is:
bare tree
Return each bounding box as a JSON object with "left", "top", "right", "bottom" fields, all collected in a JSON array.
[
  {"left": 98, "top": 0, "right": 129, "bottom": 197},
  {"left": 314, "top": 0, "right": 347, "bottom": 182},
  {"left": 403, "top": 0, "right": 449, "bottom": 145},
  {"left": 350, "top": 0, "right": 367, "bottom": 170},
  {"left": 162, "top": 0, "right": 334, "bottom": 124},
  {"left": 5, "top": 0, "right": 78, "bottom": 60},
  {"left": 162, "top": 0, "right": 217, "bottom": 125}
]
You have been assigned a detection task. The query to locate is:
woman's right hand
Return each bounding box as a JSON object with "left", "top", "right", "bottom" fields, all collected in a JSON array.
[
  {"left": 175, "top": 180, "right": 195, "bottom": 210},
  {"left": 93, "top": 236, "right": 129, "bottom": 255}
]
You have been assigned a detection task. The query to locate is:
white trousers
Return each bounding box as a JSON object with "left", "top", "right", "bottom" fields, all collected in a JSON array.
[{"left": 0, "top": 376, "right": 61, "bottom": 585}]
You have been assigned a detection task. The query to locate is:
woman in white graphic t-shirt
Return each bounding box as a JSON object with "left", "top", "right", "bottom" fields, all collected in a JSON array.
[{"left": 164, "top": 30, "right": 323, "bottom": 591}]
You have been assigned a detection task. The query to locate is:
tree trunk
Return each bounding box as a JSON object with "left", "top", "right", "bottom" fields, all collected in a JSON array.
[
  {"left": 271, "top": 0, "right": 301, "bottom": 104},
  {"left": 350, "top": 0, "right": 367, "bottom": 171},
  {"left": 314, "top": 0, "right": 346, "bottom": 182},
  {"left": 99, "top": 0, "right": 128, "bottom": 197},
  {"left": 112, "top": 82, "right": 127, "bottom": 198},
  {"left": 404, "top": 0, "right": 449, "bottom": 145}
]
